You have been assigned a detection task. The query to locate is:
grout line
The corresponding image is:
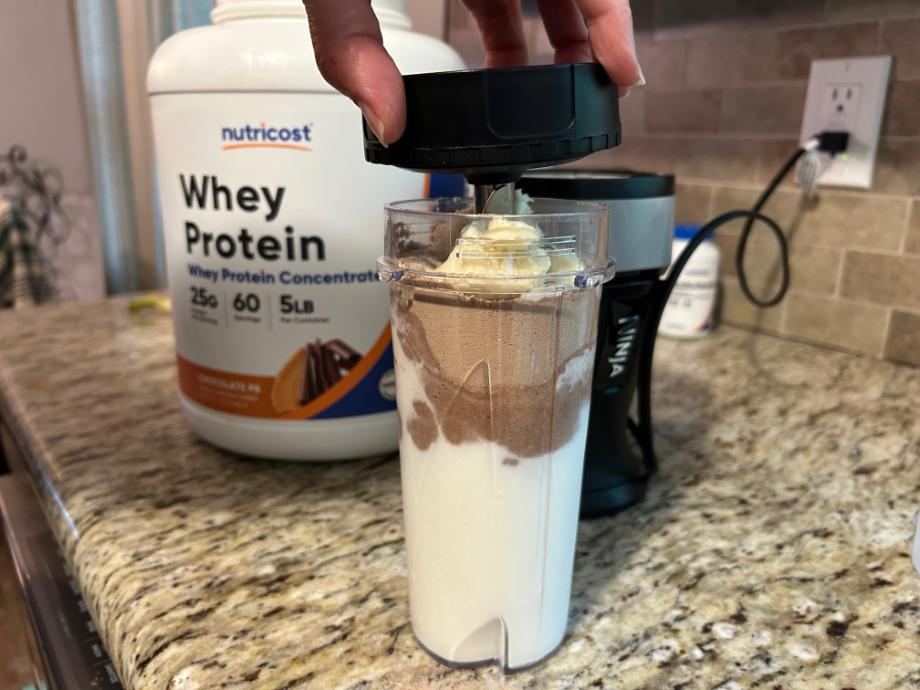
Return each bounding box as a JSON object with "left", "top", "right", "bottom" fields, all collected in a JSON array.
[
  {"left": 898, "top": 198, "right": 913, "bottom": 255},
  {"left": 669, "top": 79, "right": 812, "bottom": 91},
  {"left": 631, "top": 132, "right": 920, "bottom": 143},
  {"left": 650, "top": 13, "right": 920, "bottom": 42},
  {"left": 670, "top": 175, "right": 914, "bottom": 203},
  {"left": 835, "top": 246, "right": 912, "bottom": 258},
  {"left": 716, "top": 130, "right": 807, "bottom": 140},
  {"left": 721, "top": 275, "right": 844, "bottom": 305},
  {"left": 834, "top": 249, "right": 847, "bottom": 298},
  {"left": 714, "top": 89, "right": 725, "bottom": 136},
  {"left": 778, "top": 294, "right": 788, "bottom": 335},
  {"left": 880, "top": 307, "right": 893, "bottom": 358},
  {"left": 718, "top": 81, "right": 810, "bottom": 91},
  {"left": 809, "top": 188, "right": 913, "bottom": 202},
  {"left": 634, "top": 131, "right": 808, "bottom": 142},
  {"left": 706, "top": 181, "right": 716, "bottom": 220},
  {"left": 639, "top": 130, "right": 798, "bottom": 139},
  {"left": 820, "top": 292, "right": 910, "bottom": 312}
]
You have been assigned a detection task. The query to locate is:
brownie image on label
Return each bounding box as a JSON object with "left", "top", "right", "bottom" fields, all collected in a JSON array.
[{"left": 271, "top": 339, "right": 363, "bottom": 413}]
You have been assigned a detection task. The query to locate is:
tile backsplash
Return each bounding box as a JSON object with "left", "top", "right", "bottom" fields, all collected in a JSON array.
[{"left": 446, "top": 0, "right": 920, "bottom": 366}]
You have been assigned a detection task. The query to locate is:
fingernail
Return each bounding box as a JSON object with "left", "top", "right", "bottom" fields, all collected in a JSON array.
[
  {"left": 619, "top": 64, "right": 645, "bottom": 99},
  {"left": 634, "top": 64, "right": 646, "bottom": 87},
  {"left": 358, "top": 101, "right": 387, "bottom": 147}
]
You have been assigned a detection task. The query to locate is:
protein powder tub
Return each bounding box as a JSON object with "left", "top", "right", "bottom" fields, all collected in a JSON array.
[
  {"left": 147, "top": 0, "right": 463, "bottom": 460},
  {"left": 659, "top": 224, "right": 720, "bottom": 339}
]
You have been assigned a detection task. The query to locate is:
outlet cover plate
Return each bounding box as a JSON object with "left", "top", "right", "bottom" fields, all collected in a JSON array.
[{"left": 800, "top": 56, "right": 891, "bottom": 189}]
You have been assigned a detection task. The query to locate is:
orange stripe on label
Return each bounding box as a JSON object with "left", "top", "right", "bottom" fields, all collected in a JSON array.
[
  {"left": 177, "top": 357, "right": 276, "bottom": 417},
  {"left": 176, "top": 326, "right": 391, "bottom": 420},
  {"left": 222, "top": 143, "right": 313, "bottom": 152},
  {"left": 280, "top": 328, "right": 391, "bottom": 420}
]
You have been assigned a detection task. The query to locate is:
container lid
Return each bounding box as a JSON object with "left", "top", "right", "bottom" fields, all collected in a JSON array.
[
  {"left": 518, "top": 170, "right": 674, "bottom": 200},
  {"left": 364, "top": 63, "right": 621, "bottom": 185},
  {"left": 674, "top": 224, "right": 710, "bottom": 241}
]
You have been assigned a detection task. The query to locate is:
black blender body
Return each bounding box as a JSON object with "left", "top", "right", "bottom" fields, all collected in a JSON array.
[{"left": 519, "top": 172, "right": 676, "bottom": 517}]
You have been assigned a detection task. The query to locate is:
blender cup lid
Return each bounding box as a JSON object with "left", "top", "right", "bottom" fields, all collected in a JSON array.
[{"left": 363, "top": 63, "right": 621, "bottom": 185}]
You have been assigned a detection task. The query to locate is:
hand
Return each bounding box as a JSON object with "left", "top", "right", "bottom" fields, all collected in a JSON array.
[{"left": 303, "top": 0, "right": 642, "bottom": 145}]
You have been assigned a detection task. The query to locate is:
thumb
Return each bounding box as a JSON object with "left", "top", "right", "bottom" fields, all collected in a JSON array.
[
  {"left": 574, "top": 0, "right": 642, "bottom": 93},
  {"left": 303, "top": 0, "right": 406, "bottom": 144}
]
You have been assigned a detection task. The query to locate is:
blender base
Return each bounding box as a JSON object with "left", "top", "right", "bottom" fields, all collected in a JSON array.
[{"left": 580, "top": 475, "right": 649, "bottom": 518}]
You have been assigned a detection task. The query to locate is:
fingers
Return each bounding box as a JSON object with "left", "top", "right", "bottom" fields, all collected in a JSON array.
[
  {"left": 460, "top": 0, "right": 529, "bottom": 67},
  {"left": 536, "top": 0, "right": 592, "bottom": 64},
  {"left": 303, "top": 0, "right": 406, "bottom": 144},
  {"left": 571, "top": 0, "right": 642, "bottom": 92}
]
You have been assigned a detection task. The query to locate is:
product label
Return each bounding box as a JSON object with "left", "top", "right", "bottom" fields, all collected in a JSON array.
[
  {"left": 660, "top": 274, "right": 718, "bottom": 336},
  {"left": 152, "top": 94, "right": 422, "bottom": 420}
]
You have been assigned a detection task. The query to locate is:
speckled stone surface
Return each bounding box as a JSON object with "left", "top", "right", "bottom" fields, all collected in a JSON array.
[{"left": 0, "top": 297, "right": 919, "bottom": 690}]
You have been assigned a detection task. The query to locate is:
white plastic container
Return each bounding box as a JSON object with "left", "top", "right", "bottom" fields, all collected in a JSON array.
[
  {"left": 659, "top": 225, "right": 720, "bottom": 339},
  {"left": 147, "top": 0, "right": 463, "bottom": 460}
]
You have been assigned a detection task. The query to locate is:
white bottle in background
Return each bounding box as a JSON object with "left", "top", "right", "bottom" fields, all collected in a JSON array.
[
  {"left": 147, "top": 0, "right": 464, "bottom": 460},
  {"left": 659, "top": 225, "right": 720, "bottom": 339}
]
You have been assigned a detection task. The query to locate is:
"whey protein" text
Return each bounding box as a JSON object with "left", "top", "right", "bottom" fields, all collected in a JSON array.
[{"left": 180, "top": 174, "right": 326, "bottom": 261}]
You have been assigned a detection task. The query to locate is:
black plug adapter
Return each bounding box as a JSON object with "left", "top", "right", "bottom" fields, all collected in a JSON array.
[{"left": 816, "top": 131, "right": 850, "bottom": 155}]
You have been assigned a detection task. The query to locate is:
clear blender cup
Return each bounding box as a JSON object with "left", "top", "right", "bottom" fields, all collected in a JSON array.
[{"left": 378, "top": 197, "right": 613, "bottom": 671}]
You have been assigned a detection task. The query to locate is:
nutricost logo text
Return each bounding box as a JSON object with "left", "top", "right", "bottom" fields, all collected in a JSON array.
[{"left": 220, "top": 122, "right": 313, "bottom": 144}]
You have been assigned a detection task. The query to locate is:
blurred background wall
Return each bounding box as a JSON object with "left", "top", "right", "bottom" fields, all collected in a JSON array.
[
  {"left": 0, "top": 0, "right": 444, "bottom": 303},
  {"left": 0, "top": 0, "right": 104, "bottom": 301}
]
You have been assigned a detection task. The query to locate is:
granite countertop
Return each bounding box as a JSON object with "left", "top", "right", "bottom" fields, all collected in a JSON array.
[{"left": 1, "top": 296, "right": 919, "bottom": 689}]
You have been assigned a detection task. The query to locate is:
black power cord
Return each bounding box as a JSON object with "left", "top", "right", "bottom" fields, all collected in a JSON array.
[
  {"left": 631, "top": 210, "right": 787, "bottom": 474},
  {"left": 735, "top": 149, "right": 803, "bottom": 307},
  {"left": 736, "top": 130, "right": 848, "bottom": 307},
  {"left": 665, "top": 211, "right": 786, "bottom": 312},
  {"left": 632, "top": 130, "right": 850, "bottom": 472}
]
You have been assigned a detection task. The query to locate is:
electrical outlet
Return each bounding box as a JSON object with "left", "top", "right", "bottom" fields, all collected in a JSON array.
[
  {"left": 800, "top": 56, "right": 891, "bottom": 189},
  {"left": 822, "top": 83, "right": 861, "bottom": 131}
]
